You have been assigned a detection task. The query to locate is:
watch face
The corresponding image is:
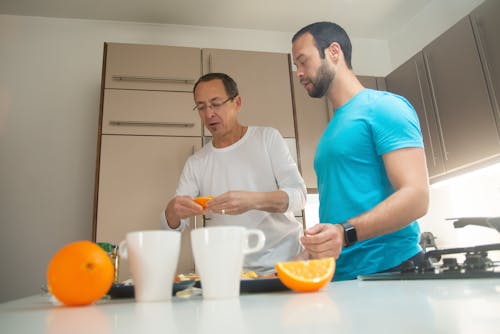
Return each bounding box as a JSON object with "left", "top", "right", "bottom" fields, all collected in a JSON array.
[
  {"left": 342, "top": 222, "right": 357, "bottom": 246},
  {"left": 346, "top": 228, "right": 357, "bottom": 243}
]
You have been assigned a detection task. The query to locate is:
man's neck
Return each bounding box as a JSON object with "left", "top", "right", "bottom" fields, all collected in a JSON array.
[
  {"left": 213, "top": 125, "right": 247, "bottom": 148},
  {"left": 327, "top": 71, "right": 364, "bottom": 110}
]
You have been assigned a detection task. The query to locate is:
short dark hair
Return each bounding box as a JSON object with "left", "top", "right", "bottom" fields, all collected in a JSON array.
[
  {"left": 292, "top": 22, "right": 353, "bottom": 69},
  {"left": 193, "top": 72, "right": 239, "bottom": 98}
]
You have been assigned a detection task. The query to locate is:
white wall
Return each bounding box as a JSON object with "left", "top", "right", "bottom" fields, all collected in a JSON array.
[
  {"left": 419, "top": 164, "right": 500, "bottom": 254},
  {"left": 0, "top": 14, "right": 389, "bottom": 302}
]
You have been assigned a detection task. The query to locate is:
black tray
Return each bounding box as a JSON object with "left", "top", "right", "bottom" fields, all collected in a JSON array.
[
  {"left": 107, "top": 280, "right": 196, "bottom": 299},
  {"left": 193, "top": 277, "right": 289, "bottom": 293}
]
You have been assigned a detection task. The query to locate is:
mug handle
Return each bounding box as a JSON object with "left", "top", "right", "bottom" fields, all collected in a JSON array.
[
  {"left": 243, "top": 229, "right": 265, "bottom": 255},
  {"left": 118, "top": 240, "right": 128, "bottom": 260}
]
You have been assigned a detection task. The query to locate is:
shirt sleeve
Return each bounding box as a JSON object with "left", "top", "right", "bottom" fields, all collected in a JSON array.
[
  {"left": 265, "top": 128, "right": 307, "bottom": 212},
  {"left": 371, "top": 94, "right": 424, "bottom": 155}
]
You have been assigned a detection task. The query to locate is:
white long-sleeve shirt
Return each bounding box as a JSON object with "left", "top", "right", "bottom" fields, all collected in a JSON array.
[{"left": 161, "top": 126, "right": 306, "bottom": 274}]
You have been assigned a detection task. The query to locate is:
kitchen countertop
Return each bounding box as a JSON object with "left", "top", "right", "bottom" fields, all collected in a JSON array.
[{"left": 1, "top": 279, "right": 499, "bottom": 334}]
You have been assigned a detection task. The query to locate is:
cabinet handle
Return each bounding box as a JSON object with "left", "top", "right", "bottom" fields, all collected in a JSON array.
[
  {"left": 470, "top": 15, "right": 500, "bottom": 136},
  {"left": 109, "top": 120, "right": 195, "bottom": 128},
  {"left": 415, "top": 61, "right": 438, "bottom": 168},
  {"left": 111, "top": 75, "right": 195, "bottom": 85},
  {"left": 423, "top": 52, "right": 449, "bottom": 161}
]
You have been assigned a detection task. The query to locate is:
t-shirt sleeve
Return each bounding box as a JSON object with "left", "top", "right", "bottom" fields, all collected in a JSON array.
[{"left": 371, "top": 94, "right": 424, "bottom": 155}]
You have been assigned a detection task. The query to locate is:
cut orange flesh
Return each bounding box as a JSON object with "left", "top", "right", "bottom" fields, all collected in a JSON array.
[{"left": 275, "top": 257, "right": 335, "bottom": 292}]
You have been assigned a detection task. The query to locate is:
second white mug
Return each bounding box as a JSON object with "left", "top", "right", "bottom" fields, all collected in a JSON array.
[{"left": 191, "top": 226, "right": 265, "bottom": 299}]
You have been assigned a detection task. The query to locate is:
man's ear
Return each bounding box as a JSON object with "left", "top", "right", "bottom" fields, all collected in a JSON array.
[
  {"left": 234, "top": 95, "right": 242, "bottom": 110},
  {"left": 326, "top": 42, "right": 341, "bottom": 63}
]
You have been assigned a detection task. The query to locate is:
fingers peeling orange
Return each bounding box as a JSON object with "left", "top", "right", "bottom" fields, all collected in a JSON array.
[{"left": 193, "top": 196, "right": 213, "bottom": 208}]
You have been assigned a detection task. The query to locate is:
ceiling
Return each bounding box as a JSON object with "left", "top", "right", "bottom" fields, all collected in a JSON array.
[{"left": 0, "top": 0, "right": 433, "bottom": 39}]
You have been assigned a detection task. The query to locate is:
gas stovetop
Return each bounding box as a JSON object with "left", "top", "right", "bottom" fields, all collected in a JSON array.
[{"left": 358, "top": 217, "right": 500, "bottom": 281}]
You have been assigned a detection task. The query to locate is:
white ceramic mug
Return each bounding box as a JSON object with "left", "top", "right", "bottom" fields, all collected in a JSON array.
[
  {"left": 118, "top": 230, "right": 180, "bottom": 302},
  {"left": 191, "top": 226, "right": 265, "bottom": 299}
]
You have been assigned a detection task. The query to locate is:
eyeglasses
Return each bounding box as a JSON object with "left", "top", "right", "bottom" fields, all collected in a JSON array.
[{"left": 193, "top": 96, "right": 235, "bottom": 113}]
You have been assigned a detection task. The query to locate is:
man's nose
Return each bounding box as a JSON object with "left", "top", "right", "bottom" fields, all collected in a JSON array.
[{"left": 204, "top": 107, "right": 216, "bottom": 118}]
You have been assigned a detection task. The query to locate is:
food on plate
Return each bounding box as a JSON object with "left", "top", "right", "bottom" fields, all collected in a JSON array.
[
  {"left": 175, "top": 273, "right": 201, "bottom": 282},
  {"left": 275, "top": 257, "right": 335, "bottom": 292},
  {"left": 47, "top": 240, "right": 114, "bottom": 306},
  {"left": 240, "top": 271, "right": 259, "bottom": 279},
  {"left": 193, "top": 196, "right": 214, "bottom": 208},
  {"left": 240, "top": 271, "right": 278, "bottom": 279},
  {"left": 175, "top": 271, "right": 277, "bottom": 282}
]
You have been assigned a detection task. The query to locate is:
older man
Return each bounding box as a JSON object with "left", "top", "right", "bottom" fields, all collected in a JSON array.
[{"left": 162, "top": 72, "right": 306, "bottom": 274}]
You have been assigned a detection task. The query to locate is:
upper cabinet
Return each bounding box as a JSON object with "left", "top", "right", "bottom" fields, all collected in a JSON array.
[
  {"left": 470, "top": 0, "right": 500, "bottom": 132},
  {"left": 202, "top": 49, "right": 295, "bottom": 138},
  {"left": 357, "top": 75, "right": 387, "bottom": 91},
  {"left": 386, "top": 1, "right": 500, "bottom": 180},
  {"left": 102, "top": 89, "right": 201, "bottom": 136},
  {"left": 423, "top": 16, "right": 500, "bottom": 172},
  {"left": 105, "top": 43, "right": 201, "bottom": 91},
  {"left": 386, "top": 53, "right": 446, "bottom": 177}
]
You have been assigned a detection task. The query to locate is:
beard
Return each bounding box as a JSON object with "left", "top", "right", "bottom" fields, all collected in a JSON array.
[{"left": 305, "top": 61, "right": 335, "bottom": 98}]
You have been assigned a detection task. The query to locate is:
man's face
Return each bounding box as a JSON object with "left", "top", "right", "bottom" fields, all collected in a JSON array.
[
  {"left": 292, "top": 33, "right": 335, "bottom": 98},
  {"left": 193, "top": 79, "right": 240, "bottom": 136}
]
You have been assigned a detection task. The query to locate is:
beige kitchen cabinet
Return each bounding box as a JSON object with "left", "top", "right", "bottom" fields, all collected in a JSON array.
[
  {"left": 105, "top": 43, "right": 201, "bottom": 92},
  {"left": 202, "top": 49, "right": 295, "bottom": 138},
  {"left": 386, "top": 53, "right": 446, "bottom": 178},
  {"left": 358, "top": 75, "right": 386, "bottom": 91},
  {"left": 95, "top": 43, "right": 204, "bottom": 280},
  {"left": 471, "top": 0, "right": 500, "bottom": 132},
  {"left": 102, "top": 90, "right": 201, "bottom": 136},
  {"left": 96, "top": 135, "right": 202, "bottom": 280},
  {"left": 423, "top": 16, "right": 500, "bottom": 172},
  {"left": 291, "top": 72, "right": 329, "bottom": 190}
]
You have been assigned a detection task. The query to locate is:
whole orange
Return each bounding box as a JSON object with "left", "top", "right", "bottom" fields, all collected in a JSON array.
[{"left": 47, "top": 240, "right": 114, "bottom": 306}]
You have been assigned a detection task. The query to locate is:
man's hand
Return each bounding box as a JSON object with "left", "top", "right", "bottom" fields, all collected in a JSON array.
[
  {"left": 165, "top": 196, "right": 205, "bottom": 229},
  {"left": 206, "top": 191, "right": 253, "bottom": 215},
  {"left": 300, "top": 224, "right": 344, "bottom": 259}
]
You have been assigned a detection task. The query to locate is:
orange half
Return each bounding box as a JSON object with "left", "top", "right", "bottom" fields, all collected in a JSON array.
[
  {"left": 275, "top": 257, "right": 335, "bottom": 292},
  {"left": 193, "top": 196, "right": 213, "bottom": 208}
]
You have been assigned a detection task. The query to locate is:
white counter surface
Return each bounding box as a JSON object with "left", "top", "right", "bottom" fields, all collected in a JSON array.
[{"left": 1, "top": 279, "right": 499, "bottom": 334}]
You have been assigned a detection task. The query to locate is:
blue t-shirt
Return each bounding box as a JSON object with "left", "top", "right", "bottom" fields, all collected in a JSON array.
[{"left": 314, "top": 89, "right": 424, "bottom": 281}]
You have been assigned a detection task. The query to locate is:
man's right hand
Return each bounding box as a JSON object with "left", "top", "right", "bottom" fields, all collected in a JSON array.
[
  {"left": 299, "top": 223, "right": 344, "bottom": 259},
  {"left": 165, "top": 196, "right": 205, "bottom": 229}
]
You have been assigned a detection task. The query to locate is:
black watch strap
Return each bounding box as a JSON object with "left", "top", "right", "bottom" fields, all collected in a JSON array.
[{"left": 341, "top": 221, "right": 357, "bottom": 247}]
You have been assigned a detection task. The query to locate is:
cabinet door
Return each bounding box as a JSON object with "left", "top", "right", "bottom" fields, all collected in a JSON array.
[
  {"left": 96, "top": 135, "right": 202, "bottom": 280},
  {"left": 202, "top": 49, "right": 295, "bottom": 137},
  {"left": 102, "top": 90, "right": 201, "bottom": 136},
  {"left": 358, "top": 76, "right": 386, "bottom": 90},
  {"left": 386, "top": 53, "right": 446, "bottom": 177},
  {"left": 358, "top": 76, "right": 378, "bottom": 90},
  {"left": 471, "top": 0, "right": 500, "bottom": 129},
  {"left": 105, "top": 43, "right": 201, "bottom": 92},
  {"left": 292, "top": 72, "right": 329, "bottom": 189},
  {"left": 423, "top": 16, "right": 500, "bottom": 171}
]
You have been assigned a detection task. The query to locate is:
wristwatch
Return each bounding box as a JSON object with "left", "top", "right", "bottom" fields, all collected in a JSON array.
[{"left": 341, "top": 221, "right": 357, "bottom": 247}]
